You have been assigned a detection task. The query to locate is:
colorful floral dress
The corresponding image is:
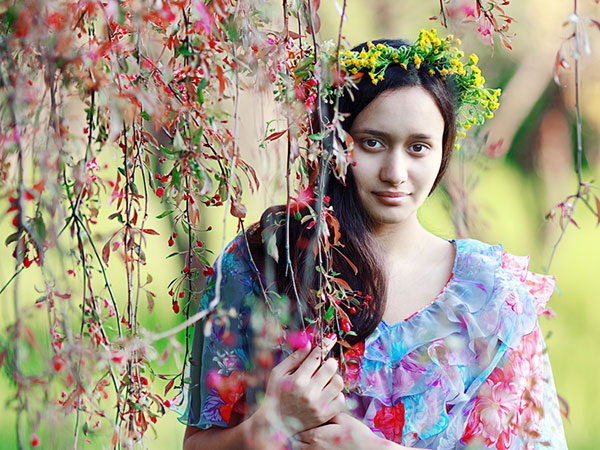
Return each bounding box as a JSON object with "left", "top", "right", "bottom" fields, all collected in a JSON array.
[{"left": 177, "top": 237, "right": 568, "bottom": 449}]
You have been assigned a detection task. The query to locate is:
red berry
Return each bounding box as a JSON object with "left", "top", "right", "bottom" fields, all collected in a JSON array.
[
  {"left": 30, "top": 434, "right": 40, "bottom": 448},
  {"left": 183, "top": 266, "right": 189, "bottom": 273},
  {"left": 168, "top": 290, "right": 174, "bottom": 296},
  {"left": 155, "top": 173, "right": 160, "bottom": 179},
  {"left": 168, "top": 238, "right": 174, "bottom": 246},
  {"left": 156, "top": 187, "right": 165, "bottom": 197},
  {"left": 349, "top": 307, "right": 356, "bottom": 314},
  {"left": 164, "top": 399, "right": 171, "bottom": 408},
  {"left": 178, "top": 292, "right": 184, "bottom": 298},
  {"left": 172, "top": 302, "right": 180, "bottom": 314},
  {"left": 172, "top": 233, "right": 178, "bottom": 238},
  {"left": 341, "top": 320, "right": 351, "bottom": 333},
  {"left": 149, "top": 416, "right": 157, "bottom": 424},
  {"left": 196, "top": 240, "right": 203, "bottom": 247},
  {"left": 161, "top": 175, "right": 169, "bottom": 183}
]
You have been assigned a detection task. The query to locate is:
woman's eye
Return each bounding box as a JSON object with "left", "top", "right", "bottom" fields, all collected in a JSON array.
[
  {"left": 361, "top": 139, "right": 383, "bottom": 150},
  {"left": 409, "top": 143, "right": 429, "bottom": 154}
]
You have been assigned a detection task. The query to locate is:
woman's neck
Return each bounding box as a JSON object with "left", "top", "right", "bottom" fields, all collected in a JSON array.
[{"left": 372, "top": 216, "right": 444, "bottom": 264}]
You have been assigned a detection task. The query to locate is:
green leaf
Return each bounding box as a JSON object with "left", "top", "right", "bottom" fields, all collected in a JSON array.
[
  {"left": 156, "top": 210, "right": 174, "bottom": 219},
  {"left": 177, "top": 44, "right": 193, "bottom": 57},
  {"left": 197, "top": 78, "right": 208, "bottom": 90},
  {"left": 173, "top": 131, "right": 186, "bottom": 153},
  {"left": 5, "top": 231, "right": 19, "bottom": 246},
  {"left": 308, "top": 133, "right": 324, "bottom": 141},
  {"left": 172, "top": 168, "right": 181, "bottom": 189},
  {"left": 324, "top": 304, "right": 334, "bottom": 321},
  {"left": 141, "top": 111, "right": 151, "bottom": 121}
]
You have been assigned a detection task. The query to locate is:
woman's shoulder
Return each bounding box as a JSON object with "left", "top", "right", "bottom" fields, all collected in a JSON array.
[
  {"left": 449, "top": 238, "right": 555, "bottom": 347},
  {"left": 199, "top": 232, "right": 262, "bottom": 309}
]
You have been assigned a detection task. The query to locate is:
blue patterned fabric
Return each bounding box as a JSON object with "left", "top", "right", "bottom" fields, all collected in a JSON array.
[{"left": 176, "top": 236, "right": 568, "bottom": 449}]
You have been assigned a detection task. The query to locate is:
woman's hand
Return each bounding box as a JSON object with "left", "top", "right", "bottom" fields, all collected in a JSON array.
[
  {"left": 256, "top": 334, "right": 346, "bottom": 435},
  {"left": 292, "top": 413, "right": 399, "bottom": 450}
]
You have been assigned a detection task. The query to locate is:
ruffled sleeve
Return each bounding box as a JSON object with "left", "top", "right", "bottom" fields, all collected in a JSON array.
[
  {"left": 458, "top": 250, "right": 568, "bottom": 449},
  {"left": 175, "top": 236, "right": 259, "bottom": 429}
]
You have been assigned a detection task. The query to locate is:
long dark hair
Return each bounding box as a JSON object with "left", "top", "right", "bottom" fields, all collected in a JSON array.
[{"left": 247, "top": 39, "right": 457, "bottom": 345}]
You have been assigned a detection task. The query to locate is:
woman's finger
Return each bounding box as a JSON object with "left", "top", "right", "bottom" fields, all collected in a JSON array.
[
  {"left": 308, "top": 357, "right": 339, "bottom": 393},
  {"left": 271, "top": 341, "right": 312, "bottom": 376},
  {"left": 320, "top": 373, "right": 345, "bottom": 402},
  {"left": 292, "top": 336, "right": 337, "bottom": 380}
]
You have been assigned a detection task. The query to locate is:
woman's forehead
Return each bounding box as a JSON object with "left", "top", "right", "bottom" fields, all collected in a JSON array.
[{"left": 350, "top": 86, "right": 445, "bottom": 139}]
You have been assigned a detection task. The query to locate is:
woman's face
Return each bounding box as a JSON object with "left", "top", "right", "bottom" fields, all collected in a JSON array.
[{"left": 350, "top": 86, "right": 445, "bottom": 230}]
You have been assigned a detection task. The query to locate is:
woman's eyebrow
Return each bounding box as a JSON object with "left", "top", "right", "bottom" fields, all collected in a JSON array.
[
  {"left": 352, "top": 128, "right": 389, "bottom": 138},
  {"left": 352, "top": 129, "right": 435, "bottom": 141}
]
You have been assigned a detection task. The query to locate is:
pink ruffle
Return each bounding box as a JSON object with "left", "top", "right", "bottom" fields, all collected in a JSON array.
[{"left": 502, "top": 252, "right": 555, "bottom": 317}]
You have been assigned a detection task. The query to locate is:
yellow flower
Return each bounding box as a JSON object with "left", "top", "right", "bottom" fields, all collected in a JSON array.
[
  {"left": 485, "top": 111, "right": 494, "bottom": 118},
  {"left": 469, "top": 53, "right": 479, "bottom": 65},
  {"left": 350, "top": 68, "right": 358, "bottom": 74},
  {"left": 376, "top": 43, "right": 385, "bottom": 50},
  {"left": 377, "top": 74, "right": 384, "bottom": 80},
  {"left": 400, "top": 63, "right": 407, "bottom": 70},
  {"left": 414, "top": 55, "right": 422, "bottom": 69},
  {"left": 345, "top": 50, "right": 352, "bottom": 58},
  {"left": 367, "top": 41, "right": 375, "bottom": 50},
  {"left": 360, "top": 50, "right": 368, "bottom": 59}
]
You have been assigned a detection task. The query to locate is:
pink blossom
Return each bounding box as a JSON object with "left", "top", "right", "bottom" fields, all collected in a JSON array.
[
  {"left": 461, "top": 4, "right": 477, "bottom": 17},
  {"left": 478, "top": 19, "right": 492, "bottom": 37}
]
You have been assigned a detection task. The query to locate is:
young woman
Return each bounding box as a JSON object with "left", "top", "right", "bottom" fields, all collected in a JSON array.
[{"left": 179, "top": 34, "right": 568, "bottom": 449}]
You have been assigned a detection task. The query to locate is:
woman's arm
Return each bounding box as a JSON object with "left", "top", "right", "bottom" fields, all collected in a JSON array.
[
  {"left": 183, "top": 336, "right": 346, "bottom": 450},
  {"left": 293, "top": 413, "right": 429, "bottom": 450},
  {"left": 183, "top": 410, "right": 262, "bottom": 450}
]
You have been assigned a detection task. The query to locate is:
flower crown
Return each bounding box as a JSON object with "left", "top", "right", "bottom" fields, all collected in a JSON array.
[{"left": 340, "top": 29, "right": 501, "bottom": 148}]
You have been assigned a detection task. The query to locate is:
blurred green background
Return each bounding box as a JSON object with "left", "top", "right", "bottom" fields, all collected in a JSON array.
[{"left": 1, "top": 0, "right": 599, "bottom": 449}]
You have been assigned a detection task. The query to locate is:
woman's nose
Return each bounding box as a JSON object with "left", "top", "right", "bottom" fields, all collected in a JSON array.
[{"left": 379, "top": 150, "right": 408, "bottom": 185}]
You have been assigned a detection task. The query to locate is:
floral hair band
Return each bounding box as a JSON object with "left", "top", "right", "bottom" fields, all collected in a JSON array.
[{"left": 340, "top": 29, "right": 501, "bottom": 148}]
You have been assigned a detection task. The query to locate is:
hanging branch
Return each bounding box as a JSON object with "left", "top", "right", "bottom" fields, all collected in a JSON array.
[{"left": 545, "top": 0, "right": 600, "bottom": 271}]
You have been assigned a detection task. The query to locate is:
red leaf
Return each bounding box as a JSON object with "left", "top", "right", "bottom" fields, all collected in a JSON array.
[
  {"left": 146, "top": 291, "right": 155, "bottom": 314},
  {"left": 265, "top": 129, "right": 287, "bottom": 141},
  {"left": 230, "top": 200, "right": 247, "bottom": 219},
  {"left": 216, "top": 65, "right": 226, "bottom": 97},
  {"left": 595, "top": 195, "right": 600, "bottom": 225},
  {"left": 500, "top": 37, "right": 512, "bottom": 50},
  {"left": 590, "top": 18, "right": 600, "bottom": 30},
  {"left": 142, "top": 229, "right": 160, "bottom": 235},
  {"left": 164, "top": 377, "right": 175, "bottom": 396},
  {"left": 102, "top": 241, "right": 111, "bottom": 265},
  {"left": 557, "top": 393, "right": 570, "bottom": 420}
]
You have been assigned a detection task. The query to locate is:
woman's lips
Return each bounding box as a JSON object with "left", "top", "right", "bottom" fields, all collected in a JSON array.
[{"left": 373, "top": 191, "right": 411, "bottom": 206}]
